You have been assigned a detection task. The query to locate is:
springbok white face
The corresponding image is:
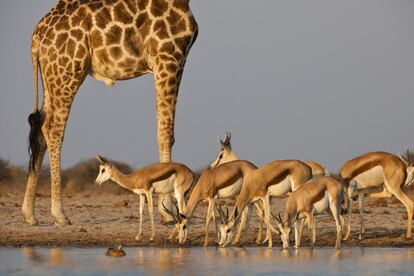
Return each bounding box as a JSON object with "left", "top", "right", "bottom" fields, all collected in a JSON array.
[
  {"left": 163, "top": 202, "right": 188, "bottom": 244},
  {"left": 400, "top": 149, "right": 414, "bottom": 186},
  {"left": 176, "top": 218, "right": 189, "bottom": 244},
  {"left": 95, "top": 155, "right": 113, "bottom": 185},
  {"left": 274, "top": 213, "right": 298, "bottom": 250},
  {"left": 218, "top": 220, "right": 236, "bottom": 247},
  {"left": 210, "top": 132, "right": 238, "bottom": 169},
  {"left": 217, "top": 205, "right": 237, "bottom": 247}
]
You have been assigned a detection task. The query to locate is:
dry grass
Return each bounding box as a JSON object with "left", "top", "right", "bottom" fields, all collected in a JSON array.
[{"left": 0, "top": 157, "right": 134, "bottom": 195}]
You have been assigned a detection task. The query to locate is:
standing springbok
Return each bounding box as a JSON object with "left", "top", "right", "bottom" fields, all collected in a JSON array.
[
  {"left": 210, "top": 132, "right": 239, "bottom": 169},
  {"left": 339, "top": 151, "right": 414, "bottom": 240},
  {"left": 217, "top": 160, "right": 312, "bottom": 248},
  {"left": 166, "top": 160, "right": 257, "bottom": 246},
  {"left": 274, "top": 176, "right": 344, "bottom": 249},
  {"left": 94, "top": 155, "right": 194, "bottom": 241}
]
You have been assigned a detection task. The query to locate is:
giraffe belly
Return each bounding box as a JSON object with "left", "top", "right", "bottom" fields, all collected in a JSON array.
[{"left": 89, "top": 53, "right": 149, "bottom": 85}]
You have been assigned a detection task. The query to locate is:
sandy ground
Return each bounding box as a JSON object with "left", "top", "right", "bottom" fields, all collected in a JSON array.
[{"left": 1, "top": 190, "right": 414, "bottom": 248}]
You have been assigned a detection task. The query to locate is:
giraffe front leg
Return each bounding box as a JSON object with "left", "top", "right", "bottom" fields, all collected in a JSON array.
[
  {"left": 153, "top": 60, "right": 183, "bottom": 223},
  {"left": 22, "top": 132, "right": 47, "bottom": 225}
]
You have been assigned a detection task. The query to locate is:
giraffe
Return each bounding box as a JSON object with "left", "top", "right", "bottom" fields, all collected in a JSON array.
[{"left": 22, "top": 0, "right": 198, "bottom": 225}]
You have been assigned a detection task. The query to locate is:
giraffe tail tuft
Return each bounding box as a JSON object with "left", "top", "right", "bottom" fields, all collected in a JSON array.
[{"left": 28, "top": 110, "right": 42, "bottom": 171}]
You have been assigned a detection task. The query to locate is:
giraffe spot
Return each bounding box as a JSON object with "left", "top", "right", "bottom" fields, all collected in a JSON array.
[
  {"left": 124, "top": 0, "right": 137, "bottom": 14},
  {"left": 95, "top": 7, "right": 112, "bottom": 29},
  {"left": 136, "top": 13, "right": 151, "bottom": 38},
  {"left": 76, "top": 44, "right": 87, "bottom": 59},
  {"left": 165, "top": 63, "right": 178, "bottom": 73},
  {"left": 124, "top": 27, "right": 140, "bottom": 56},
  {"left": 95, "top": 49, "right": 111, "bottom": 65},
  {"left": 168, "top": 77, "right": 177, "bottom": 86},
  {"left": 151, "top": 0, "right": 168, "bottom": 17},
  {"left": 58, "top": 56, "right": 70, "bottom": 67},
  {"left": 109, "top": 46, "right": 123, "bottom": 60},
  {"left": 71, "top": 7, "right": 87, "bottom": 26},
  {"left": 70, "top": 29, "right": 84, "bottom": 40},
  {"left": 137, "top": 0, "right": 149, "bottom": 10},
  {"left": 45, "top": 28, "right": 56, "bottom": 41},
  {"left": 114, "top": 2, "right": 134, "bottom": 24},
  {"left": 106, "top": 25, "right": 122, "bottom": 45},
  {"left": 66, "top": 38, "right": 76, "bottom": 57},
  {"left": 89, "top": 2, "right": 103, "bottom": 12},
  {"left": 55, "top": 33, "right": 69, "bottom": 50},
  {"left": 160, "top": 72, "right": 167, "bottom": 78},
  {"left": 118, "top": 57, "right": 137, "bottom": 68},
  {"left": 91, "top": 30, "right": 104, "bottom": 48},
  {"left": 153, "top": 20, "right": 169, "bottom": 39},
  {"left": 174, "top": 35, "right": 191, "bottom": 54},
  {"left": 160, "top": 42, "right": 175, "bottom": 53},
  {"left": 166, "top": 10, "right": 186, "bottom": 35},
  {"left": 55, "top": 15, "right": 70, "bottom": 31},
  {"left": 173, "top": 0, "right": 190, "bottom": 11}
]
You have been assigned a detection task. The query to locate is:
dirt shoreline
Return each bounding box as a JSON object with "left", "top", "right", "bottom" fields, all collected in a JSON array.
[{"left": 1, "top": 191, "right": 414, "bottom": 248}]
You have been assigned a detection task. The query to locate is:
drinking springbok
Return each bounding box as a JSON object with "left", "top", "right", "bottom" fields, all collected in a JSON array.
[
  {"left": 274, "top": 176, "right": 344, "bottom": 249},
  {"left": 94, "top": 155, "right": 194, "bottom": 241},
  {"left": 165, "top": 160, "right": 257, "bottom": 246},
  {"left": 217, "top": 160, "right": 312, "bottom": 248},
  {"left": 339, "top": 151, "right": 414, "bottom": 240}
]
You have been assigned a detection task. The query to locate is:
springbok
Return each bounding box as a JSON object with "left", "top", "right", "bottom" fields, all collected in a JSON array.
[
  {"left": 210, "top": 132, "right": 239, "bottom": 169},
  {"left": 339, "top": 151, "right": 414, "bottom": 240},
  {"left": 165, "top": 160, "right": 257, "bottom": 246},
  {"left": 94, "top": 155, "right": 194, "bottom": 241},
  {"left": 274, "top": 176, "right": 344, "bottom": 249},
  {"left": 217, "top": 160, "right": 312, "bottom": 248}
]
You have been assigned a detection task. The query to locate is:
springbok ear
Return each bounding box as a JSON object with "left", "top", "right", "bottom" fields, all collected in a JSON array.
[{"left": 96, "top": 154, "right": 108, "bottom": 164}]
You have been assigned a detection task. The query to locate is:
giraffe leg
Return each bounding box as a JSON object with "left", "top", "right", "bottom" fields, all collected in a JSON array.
[
  {"left": 22, "top": 134, "right": 47, "bottom": 225},
  {"left": 154, "top": 58, "right": 184, "bottom": 222},
  {"left": 41, "top": 64, "right": 86, "bottom": 225}
]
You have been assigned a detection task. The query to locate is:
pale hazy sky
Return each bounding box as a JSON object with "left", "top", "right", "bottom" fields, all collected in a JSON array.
[{"left": 1, "top": 1, "right": 414, "bottom": 173}]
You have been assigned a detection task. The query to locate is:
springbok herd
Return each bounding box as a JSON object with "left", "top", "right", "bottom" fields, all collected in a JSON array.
[{"left": 95, "top": 132, "right": 414, "bottom": 249}]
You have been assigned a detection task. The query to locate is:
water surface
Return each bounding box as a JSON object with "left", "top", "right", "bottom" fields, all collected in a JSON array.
[{"left": 0, "top": 247, "right": 413, "bottom": 275}]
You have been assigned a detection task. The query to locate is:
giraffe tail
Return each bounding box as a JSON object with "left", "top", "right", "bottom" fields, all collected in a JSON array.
[{"left": 28, "top": 35, "right": 42, "bottom": 171}]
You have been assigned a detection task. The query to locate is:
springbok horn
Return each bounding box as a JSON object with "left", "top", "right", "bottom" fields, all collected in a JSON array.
[
  {"left": 278, "top": 212, "right": 283, "bottom": 223},
  {"left": 96, "top": 154, "right": 108, "bottom": 164},
  {"left": 173, "top": 202, "right": 182, "bottom": 223},
  {"left": 162, "top": 201, "right": 177, "bottom": 223},
  {"left": 225, "top": 206, "right": 229, "bottom": 223},
  {"left": 215, "top": 204, "right": 224, "bottom": 224}
]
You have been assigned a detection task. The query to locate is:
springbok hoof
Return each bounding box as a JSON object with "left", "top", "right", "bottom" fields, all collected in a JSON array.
[
  {"left": 135, "top": 235, "right": 142, "bottom": 241},
  {"left": 54, "top": 217, "right": 72, "bottom": 226},
  {"left": 24, "top": 216, "right": 38, "bottom": 226},
  {"left": 358, "top": 234, "right": 364, "bottom": 241}
]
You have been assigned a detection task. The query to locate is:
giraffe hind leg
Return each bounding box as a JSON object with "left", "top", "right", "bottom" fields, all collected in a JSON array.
[{"left": 22, "top": 133, "right": 47, "bottom": 225}]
